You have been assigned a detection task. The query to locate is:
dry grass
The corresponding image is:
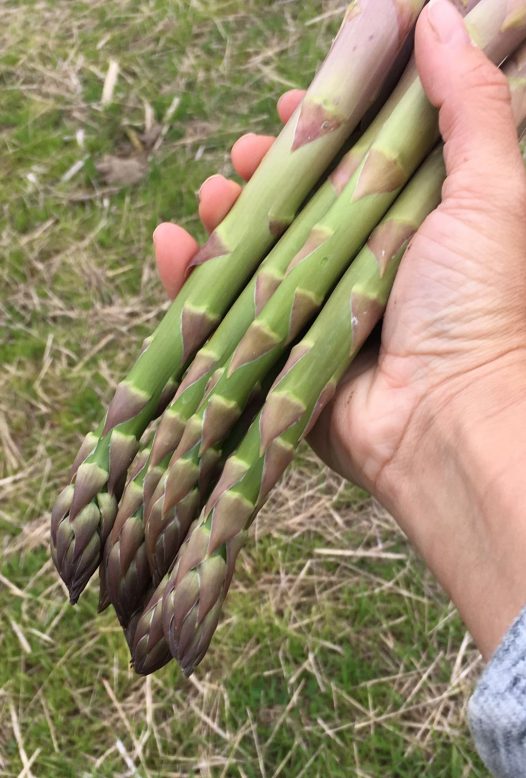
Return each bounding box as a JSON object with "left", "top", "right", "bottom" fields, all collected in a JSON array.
[{"left": 0, "top": 1, "right": 491, "bottom": 775}]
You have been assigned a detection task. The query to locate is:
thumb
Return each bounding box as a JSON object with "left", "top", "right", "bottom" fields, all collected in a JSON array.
[{"left": 415, "top": 0, "right": 524, "bottom": 206}]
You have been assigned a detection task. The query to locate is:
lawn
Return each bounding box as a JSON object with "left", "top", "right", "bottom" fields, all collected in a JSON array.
[{"left": 0, "top": 1, "right": 494, "bottom": 775}]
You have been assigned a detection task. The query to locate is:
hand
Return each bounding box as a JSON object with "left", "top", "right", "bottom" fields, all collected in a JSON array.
[{"left": 153, "top": 2, "right": 526, "bottom": 658}]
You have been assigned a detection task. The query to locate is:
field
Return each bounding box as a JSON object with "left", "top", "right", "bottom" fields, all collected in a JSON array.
[{"left": 0, "top": 1, "right": 494, "bottom": 775}]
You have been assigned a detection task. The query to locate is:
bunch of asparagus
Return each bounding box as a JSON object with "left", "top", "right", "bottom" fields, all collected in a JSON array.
[{"left": 51, "top": 0, "right": 526, "bottom": 677}]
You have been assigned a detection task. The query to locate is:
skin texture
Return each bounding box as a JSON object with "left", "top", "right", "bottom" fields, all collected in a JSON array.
[{"left": 153, "top": 1, "right": 526, "bottom": 660}]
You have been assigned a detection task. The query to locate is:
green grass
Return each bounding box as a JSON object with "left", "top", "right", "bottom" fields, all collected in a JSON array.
[{"left": 0, "top": 1, "right": 490, "bottom": 775}]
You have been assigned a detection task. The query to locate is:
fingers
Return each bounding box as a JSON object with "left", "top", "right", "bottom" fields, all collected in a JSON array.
[
  {"left": 231, "top": 134, "right": 275, "bottom": 181},
  {"left": 154, "top": 88, "right": 307, "bottom": 299},
  {"left": 415, "top": 1, "right": 525, "bottom": 205},
  {"left": 153, "top": 223, "right": 199, "bottom": 299},
  {"left": 277, "top": 89, "right": 306, "bottom": 123},
  {"left": 198, "top": 175, "right": 242, "bottom": 233}
]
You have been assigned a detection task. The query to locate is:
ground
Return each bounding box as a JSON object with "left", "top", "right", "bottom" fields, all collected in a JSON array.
[{"left": 1, "top": 0, "right": 508, "bottom": 775}]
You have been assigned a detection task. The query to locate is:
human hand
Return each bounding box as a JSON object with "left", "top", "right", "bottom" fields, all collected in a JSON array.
[{"left": 153, "top": 1, "right": 526, "bottom": 658}]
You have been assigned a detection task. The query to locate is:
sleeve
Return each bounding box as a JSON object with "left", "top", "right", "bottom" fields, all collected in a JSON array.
[{"left": 468, "top": 605, "right": 526, "bottom": 778}]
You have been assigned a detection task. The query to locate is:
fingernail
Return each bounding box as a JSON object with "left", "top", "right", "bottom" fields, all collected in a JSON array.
[
  {"left": 198, "top": 174, "right": 222, "bottom": 199},
  {"left": 427, "top": 0, "right": 471, "bottom": 46}
]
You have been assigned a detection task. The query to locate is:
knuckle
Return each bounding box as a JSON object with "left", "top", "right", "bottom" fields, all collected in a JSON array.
[{"left": 462, "top": 60, "right": 511, "bottom": 104}]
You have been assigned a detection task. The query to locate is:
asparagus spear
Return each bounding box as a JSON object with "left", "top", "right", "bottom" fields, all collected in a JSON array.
[
  {"left": 151, "top": 0, "right": 526, "bottom": 554},
  {"left": 131, "top": 575, "right": 173, "bottom": 675},
  {"left": 160, "top": 45, "right": 526, "bottom": 676},
  {"left": 51, "top": 0, "right": 426, "bottom": 604},
  {"left": 104, "top": 445, "right": 203, "bottom": 623}
]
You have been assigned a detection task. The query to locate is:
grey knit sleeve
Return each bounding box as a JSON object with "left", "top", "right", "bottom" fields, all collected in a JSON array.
[{"left": 468, "top": 606, "right": 526, "bottom": 777}]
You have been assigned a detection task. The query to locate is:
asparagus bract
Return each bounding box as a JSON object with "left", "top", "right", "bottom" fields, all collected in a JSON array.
[
  {"left": 132, "top": 576, "right": 173, "bottom": 675},
  {"left": 51, "top": 0, "right": 426, "bottom": 603}
]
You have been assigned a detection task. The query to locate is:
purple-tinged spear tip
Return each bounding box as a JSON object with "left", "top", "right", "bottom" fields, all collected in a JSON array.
[
  {"left": 144, "top": 490, "right": 199, "bottom": 584},
  {"left": 103, "top": 492, "right": 150, "bottom": 626},
  {"left": 131, "top": 580, "right": 172, "bottom": 675},
  {"left": 179, "top": 601, "right": 224, "bottom": 677},
  {"left": 50, "top": 461, "right": 118, "bottom": 603}
]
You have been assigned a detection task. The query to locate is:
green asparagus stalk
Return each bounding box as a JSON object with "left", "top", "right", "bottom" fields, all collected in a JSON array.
[
  {"left": 160, "top": 42, "right": 526, "bottom": 675},
  {"left": 151, "top": 0, "right": 526, "bottom": 561},
  {"left": 131, "top": 150, "right": 442, "bottom": 676},
  {"left": 51, "top": 0, "right": 426, "bottom": 604},
  {"left": 160, "top": 148, "right": 446, "bottom": 675}
]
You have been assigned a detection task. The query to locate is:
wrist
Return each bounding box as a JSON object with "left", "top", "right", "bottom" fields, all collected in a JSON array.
[{"left": 380, "top": 351, "right": 526, "bottom": 658}]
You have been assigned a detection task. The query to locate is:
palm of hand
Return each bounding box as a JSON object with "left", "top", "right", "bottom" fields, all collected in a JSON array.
[{"left": 317, "top": 192, "right": 526, "bottom": 496}]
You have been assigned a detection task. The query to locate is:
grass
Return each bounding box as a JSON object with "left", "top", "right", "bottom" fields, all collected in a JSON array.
[{"left": 0, "top": 1, "right": 495, "bottom": 775}]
